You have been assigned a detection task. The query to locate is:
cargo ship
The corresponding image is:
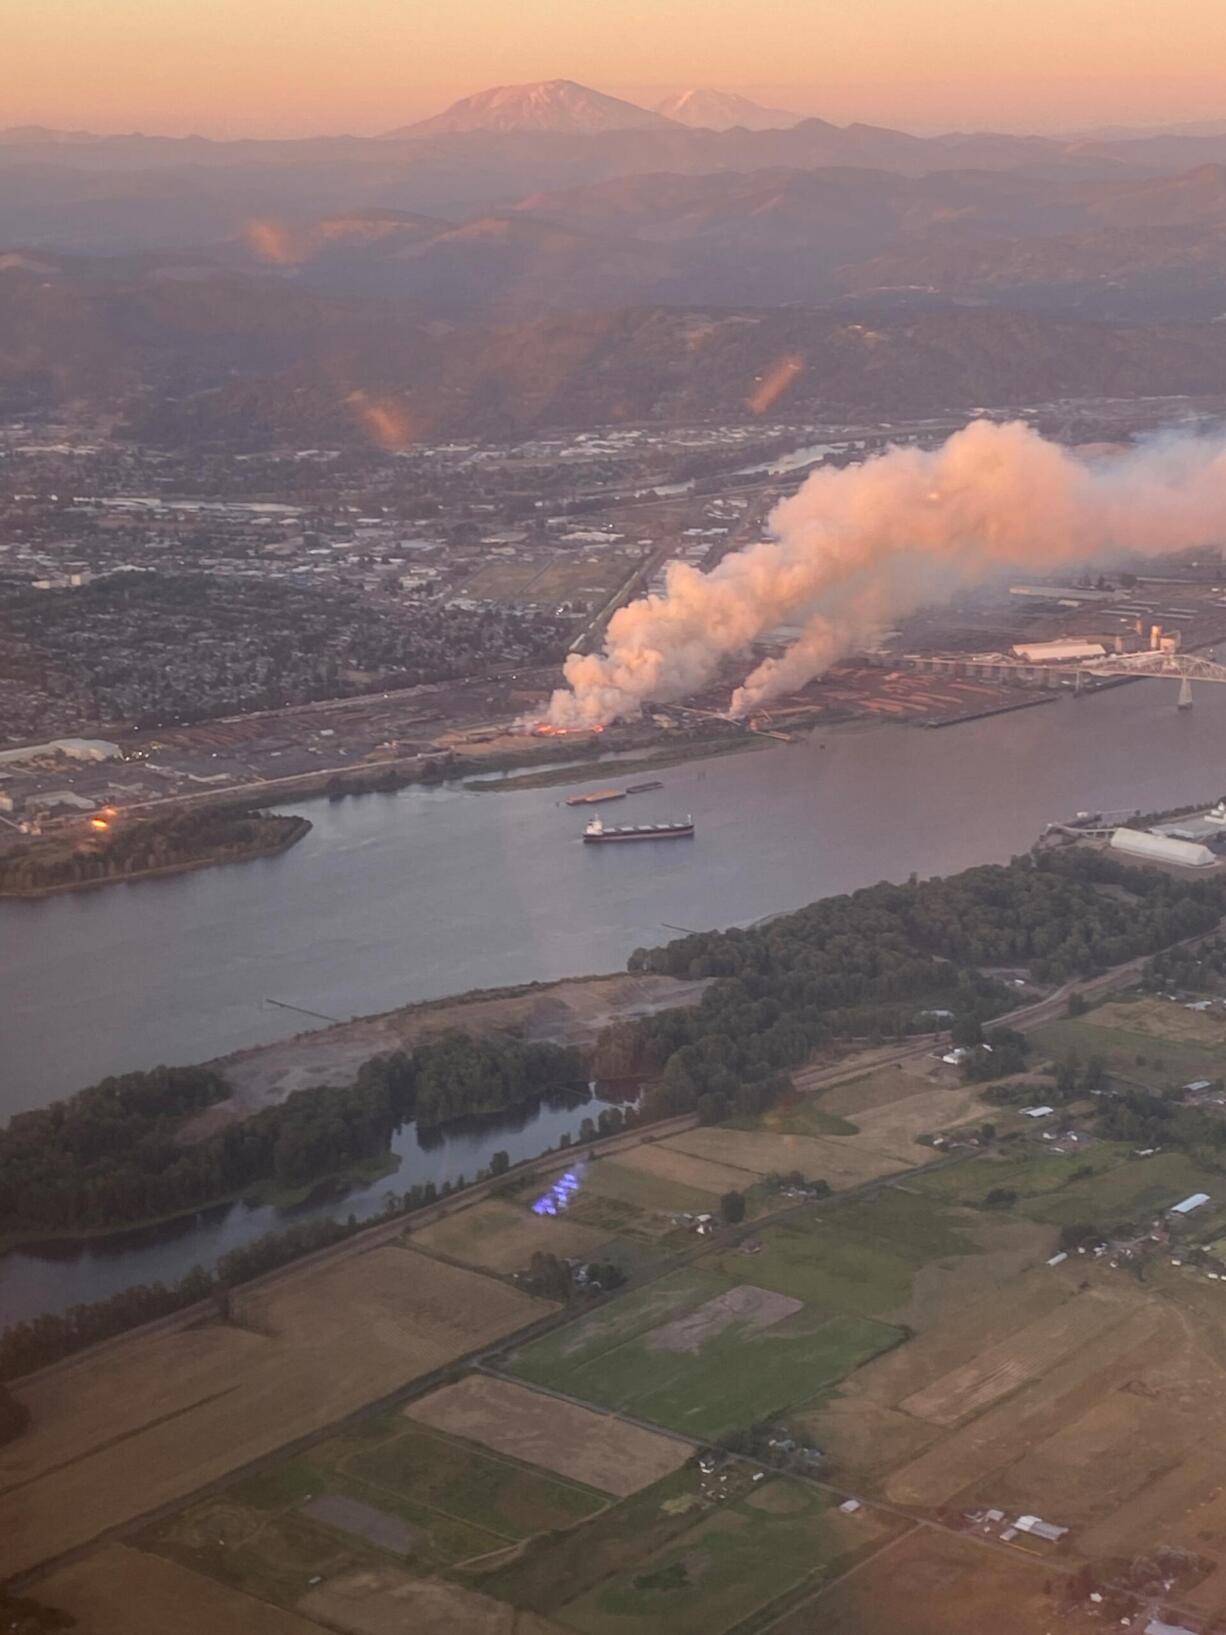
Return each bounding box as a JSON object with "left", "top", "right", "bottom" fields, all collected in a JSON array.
[
  {"left": 626, "top": 780, "right": 664, "bottom": 794},
  {"left": 565, "top": 788, "right": 627, "bottom": 807},
  {"left": 583, "top": 814, "right": 694, "bottom": 844}
]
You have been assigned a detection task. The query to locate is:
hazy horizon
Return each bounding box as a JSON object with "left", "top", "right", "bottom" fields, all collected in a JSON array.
[{"left": 6, "top": 0, "right": 1226, "bottom": 139}]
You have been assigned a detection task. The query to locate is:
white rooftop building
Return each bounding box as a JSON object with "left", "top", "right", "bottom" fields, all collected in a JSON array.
[
  {"left": 0, "top": 737, "right": 121, "bottom": 766},
  {"left": 1012, "top": 639, "right": 1106, "bottom": 663},
  {"left": 1109, "top": 828, "right": 1216, "bottom": 868},
  {"left": 1013, "top": 1514, "right": 1068, "bottom": 1542},
  {"left": 1170, "top": 1192, "right": 1211, "bottom": 1216}
]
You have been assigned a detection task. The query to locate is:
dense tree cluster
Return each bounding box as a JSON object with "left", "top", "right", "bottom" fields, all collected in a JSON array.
[
  {"left": 0, "top": 809, "right": 307, "bottom": 895},
  {"left": 1144, "top": 933, "right": 1226, "bottom": 994},
  {"left": 1097, "top": 1086, "right": 1226, "bottom": 1162},
  {"left": 632, "top": 852, "right": 1221, "bottom": 988},
  {"left": 960, "top": 1026, "right": 1030, "bottom": 1082},
  {"left": 0, "top": 1035, "right": 587, "bottom": 1236},
  {"left": 601, "top": 853, "right": 1223, "bottom": 1124}
]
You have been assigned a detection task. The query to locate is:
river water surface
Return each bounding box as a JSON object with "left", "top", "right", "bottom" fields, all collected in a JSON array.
[{"left": 4, "top": 674, "right": 1226, "bottom": 1319}]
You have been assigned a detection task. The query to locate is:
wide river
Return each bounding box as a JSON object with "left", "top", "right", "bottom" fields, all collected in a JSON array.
[{"left": 4, "top": 673, "right": 1226, "bottom": 1319}]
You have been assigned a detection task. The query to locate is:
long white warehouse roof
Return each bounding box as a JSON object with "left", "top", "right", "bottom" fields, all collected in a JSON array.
[
  {"left": 1170, "top": 1192, "right": 1211, "bottom": 1215},
  {"left": 1012, "top": 639, "right": 1106, "bottom": 662},
  {"left": 1109, "top": 828, "right": 1216, "bottom": 868}
]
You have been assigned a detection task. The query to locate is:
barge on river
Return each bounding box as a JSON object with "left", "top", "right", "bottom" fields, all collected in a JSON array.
[{"left": 565, "top": 788, "right": 627, "bottom": 806}]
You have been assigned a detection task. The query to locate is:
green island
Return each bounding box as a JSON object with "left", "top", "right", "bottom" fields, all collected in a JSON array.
[{"left": 0, "top": 807, "right": 311, "bottom": 898}]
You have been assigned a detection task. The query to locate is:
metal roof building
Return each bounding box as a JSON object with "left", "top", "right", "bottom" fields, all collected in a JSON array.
[
  {"left": 1109, "top": 828, "right": 1217, "bottom": 868},
  {"left": 1170, "top": 1192, "right": 1211, "bottom": 1215}
]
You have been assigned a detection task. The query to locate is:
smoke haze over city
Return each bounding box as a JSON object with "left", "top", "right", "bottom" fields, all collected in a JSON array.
[{"left": 546, "top": 421, "right": 1226, "bottom": 725}]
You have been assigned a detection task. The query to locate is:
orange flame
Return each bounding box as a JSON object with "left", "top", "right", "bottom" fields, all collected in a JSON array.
[{"left": 89, "top": 817, "right": 110, "bottom": 831}]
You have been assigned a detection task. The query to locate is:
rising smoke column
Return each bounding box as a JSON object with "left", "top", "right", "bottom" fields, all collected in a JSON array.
[{"left": 543, "top": 419, "right": 1226, "bottom": 726}]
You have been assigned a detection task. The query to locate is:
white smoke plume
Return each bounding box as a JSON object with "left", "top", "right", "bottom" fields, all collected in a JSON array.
[{"left": 543, "top": 419, "right": 1226, "bottom": 726}]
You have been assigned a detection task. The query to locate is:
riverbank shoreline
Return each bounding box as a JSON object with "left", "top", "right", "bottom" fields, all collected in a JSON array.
[
  {"left": 194, "top": 970, "right": 712, "bottom": 1134},
  {"left": 0, "top": 813, "right": 311, "bottom": 900},
  {"left": 463, "top": 735, "right": 768, "bottom": 793}
]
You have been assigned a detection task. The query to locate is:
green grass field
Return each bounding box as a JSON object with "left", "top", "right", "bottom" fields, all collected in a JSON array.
[
  {"left": 700, "top": 1221, "right": 915, "bottom": 1317},
  {"left": 508, "top": 1268, "right": 732, "bottom": 1384},
  {"left": 698, "top": 1194, "right": 979, "bottom": 1318},
  {"left": 474, "top": 1466, "right": 718, "bottom": 1614},
  {"left": 827, "top": 1187, "right": 981, "bottom": 1258},
  {"left": 1019, "top": 1150, "right": 1221, "bottom": 1227},
  {"left": 507, "top": 1261, "right": 903, "bottom": 1441},
  {"left": 580, "top": 1159, "right": 722, "bottom": 1221},
  {"left": 556, "top": 1478, "right": 869, "bottom": 1635},
  {"left": 344, "top": 1423, "right": 605, "bottom": 1540},
  {"left": 146, "top": 1413, "right": 606, "bottom": 1608},
  {"left": 1028, "top": 1013, "right": 1225, "bottom": 1091},
  {"left": 904, "top": 1143, "right": 1219, "bottom": 1232},
  {"left": 625, "top": 1311, "right": 903, "bottom": 1440},
  {"left": 906, "top": 1146, "right": 1129, "bottom": 1206}
]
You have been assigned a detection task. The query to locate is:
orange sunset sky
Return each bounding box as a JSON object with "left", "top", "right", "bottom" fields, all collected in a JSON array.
[{"left": 7, "top": 0, "right": 1226, "bottom": 137}]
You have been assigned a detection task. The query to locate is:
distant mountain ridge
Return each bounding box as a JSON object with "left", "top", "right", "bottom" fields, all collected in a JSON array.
[
  {"left": 390, "top": 79, "right": 677, "bottom": 136},
  {"left": 210, "top": 161, "right": 1226, "bottom": 323},
  {"left": 7, "top": 254, "right": 1226, "bottom": 448},
  {"left": 654, "top": 89, "right": 804, "bottom": 131}
]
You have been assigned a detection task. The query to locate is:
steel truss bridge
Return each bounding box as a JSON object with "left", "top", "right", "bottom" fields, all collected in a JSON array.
[{"left": 914, "top": 649, "right": 1226, "bottom": 708}]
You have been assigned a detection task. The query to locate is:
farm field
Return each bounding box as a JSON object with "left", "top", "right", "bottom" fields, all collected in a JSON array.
[
  {"left": 0, "top": 1244, "right": 548, "bottom": 1577},
  {"left": 35, "top": 1545, "right": 329, "bottom": 1635},
  {"left": 1020, "top": 1149, "right": 1221, "bottom": 1226},
  {"left": 602, "top": 1140, "right": 760, "bottom": 1201},
  {"left": 298, "top": 1566, "right": 569, "bottom": 1635},
  {"left": 1028, "top": 995, "right": 1226, "bottom": 1090},
  {"left": 711, "top": 1191, "right": 979, "bottom": 1310},
  {"left": 816, "top": 1063, "right": 946, "bottom": 1118},
  {"left": 30, "top": 1083, "right": 1226, "bottom": 1633},
  {"left": 1092, "top": 994, "right": 1226, "bottom": 1046},
  {"left": 406, "top": 1376, "right": 692, "bottom": 1496},
  {"left": 897, "top": 1290, "right": 1135, "bottom": 1425},
  {"left": 506, "top": 1256, "right": 905, "bottom": 1440},
  {"left": 725, "top": 1099, "right": 860, "bottom": 1138},
  {"left": 774, "top": 1527, "right": 1061, "bottom": 1635},
  {"left": 907, "top": 1144, "right": 1217, "bottom": 1227},
  {"left": 146, "top": 1413, "right": 606, "bottom": 1609},
  {"left": 475, "top": 1465, "right": 740, "bottom": 1616},
  {"left": 657, "top": 1126, "right": 894, "bottom": 1190},
  {"left": 572, "top": 1150, "right": 723, "bottom": 1226},
  {"left": 556, "top": 1478, "right": 894, "bottom": 1635},
  {"left": 410, "top": 1196, "right": 612, "bottom": 1273},
  {"left": 659, "top": 1079, "right": 986, "bottom": 1192}
]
